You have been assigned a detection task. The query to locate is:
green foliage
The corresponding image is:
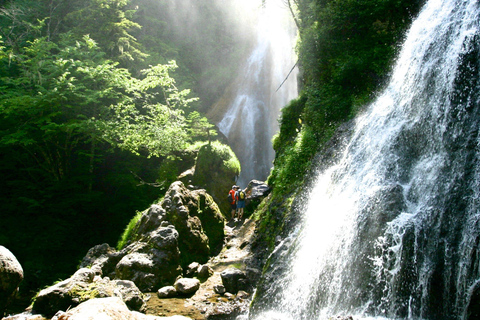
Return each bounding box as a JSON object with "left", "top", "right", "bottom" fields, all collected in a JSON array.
[
  {"left": 261, "top": 0, "right": 423, "bottom": 256},
  {"left": 268, "top": 0, "right": 422, "bottom": 197},
  {"left": 194, "top": 141, "right": 241, "bottom": 183},
  {"left": 65, "top": 0, "right": 147, "bottom": 66},
  {"left": 0, "top": 0, "right": 224, "bottom": 303},
  {"left": 192, "top": 141, "right": 240, "bottom": 215},
  {"left": 117, "top": 210, "right": 143, "bottom": 250}
]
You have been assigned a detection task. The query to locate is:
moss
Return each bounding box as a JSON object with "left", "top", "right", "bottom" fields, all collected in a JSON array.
[
  {"left": 116, "top": 210, "right": 143, "bottom": 250},
  {"left": 68, "top": 283, "right": 101, "bottom": 302},
  {"left": 192, "top": 141, "right": 241, "bottom": 216}
]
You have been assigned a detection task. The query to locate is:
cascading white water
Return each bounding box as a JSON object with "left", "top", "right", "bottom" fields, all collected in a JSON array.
[
  {"left": 250, "top": 0, "right": 480, "bottom": 319},
  {"left": 217, "top": 0, "right": 298, "bottom": 187}
]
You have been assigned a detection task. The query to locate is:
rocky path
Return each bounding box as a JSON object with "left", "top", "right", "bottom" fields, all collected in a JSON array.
[{"left": 144, "top": 218, "right": 257, "bottom": 319}]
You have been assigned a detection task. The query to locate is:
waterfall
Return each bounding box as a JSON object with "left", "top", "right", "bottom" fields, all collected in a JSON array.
[
  {"left": 250, "top": 0, "right": 480, "bottom": 319},
  {"left": 216, "top": 0, "right": 298, "bottom": 186}
]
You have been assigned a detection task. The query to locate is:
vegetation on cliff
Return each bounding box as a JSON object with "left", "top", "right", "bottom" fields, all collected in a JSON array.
[{"left": 258, "top": 0, "right": 424, "bottom": 249}]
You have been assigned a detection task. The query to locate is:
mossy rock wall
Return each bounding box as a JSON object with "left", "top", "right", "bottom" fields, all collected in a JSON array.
[{"left": 192, "top": 141, "right": 241, "bottom": 216}]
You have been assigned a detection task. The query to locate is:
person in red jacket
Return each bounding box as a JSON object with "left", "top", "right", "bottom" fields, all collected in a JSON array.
[{"left": 228, "top": 185, "right": 237, "bottom": 220}]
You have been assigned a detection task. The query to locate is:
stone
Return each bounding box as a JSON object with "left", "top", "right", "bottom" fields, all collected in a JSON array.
[
  {"left": 185, "top": 262, "right": 200, "bottom": 277},
  {"left": 213, "top": 284, "right": 226, "bottom": 295},
  {"left": 79, "top": 243, "right": 123, "bottom": 278},
  {"left": 236, "top": 291, "right": 249, "bottom": 299},
  {"left": 162, "top": 181, "right": 225, "bottom": 265},
  {"left": 32, "top": 269, "right": 146, "bottom": 318},
  {"left": 174, "top": 278, "right": 200, "bottom": 295},
  {"left": 0, "top": 246, "right": 24, "bottom": 316},
  {"left": 197, "top": 264, "right": 213, "bottom": 279},
  {"left": 157, "top": 286, "right": 177, "bottom": 298},
  {"left": 113, "top": 280, "right": 145, "bottom": 312},
  {"left": 220, "top": 268, "right": 247, "bottom": 294},
  {"left": 52, "top": 297, "right": 136, "bottom": 320},
  {"left": 114, "top": 226, "right": 183, "bottom": 292},
  {"left": 245, "top": 180, "right": 271, "bottom": 199}
]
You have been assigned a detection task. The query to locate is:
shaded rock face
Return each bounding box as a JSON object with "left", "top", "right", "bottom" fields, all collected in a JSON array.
[
  {"left": 162, "top": 181, "right": 225, "bottom": 267},
  {"left": 117, "top": 225, "right": 183, "bottom": 292},
  {"left": 80, "top": 225, "right": 182, "bottom": 292},
  {"left": 220, "top": 268, "right": 248, "bottom": 294},
  {"left": 79, "top": 181, "right": 224, "bottom": 293},
  {"left": 32, "top": 268, "right": 146, "bottom": 318},
  {"left": 0, "top": 246, "right": 23, "bottom": 316}
]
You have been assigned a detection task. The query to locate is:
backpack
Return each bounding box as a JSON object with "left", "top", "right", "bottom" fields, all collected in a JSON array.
[
  {"left": 239, "top": 191, "right": 245, "bottom": 200},
  {"left": 227, "top": 192, "right": 234, "bottom": 202}
]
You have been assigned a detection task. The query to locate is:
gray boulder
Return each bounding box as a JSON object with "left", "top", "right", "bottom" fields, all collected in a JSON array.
[
  {"left": 220, "top": 268, "right": 247, "bottom": 294},
  {"left": 162, "top": 181, "right": 225, "bottom": 266},
  {"left": 157, "top": 286, "right": 177, "bottom": 298},
  {"left": 245, "top": 180, "right": 271, "bottom": 200},
  {"left": 81, "top": 225, "right": 183, "bottom": 292},
  {"left": 0, "top": 246, "right": 23, "bottom": 316},
  {"left": 32, "top": 268, "right": 146, "bottom": 318},
  {"left": 79, "top": 243, "right": 123, "bottom": 277},
  {"left": 115, "top": 226, "right": 183, "bottom": 292},
  {"left": 79, "top": 181, "right": 224, "bottom": 293},
  {"left": 51, "top": 297, "right": 192, "bottom": 320},
  {"left": 184, "top": 262, "right": 213, "bottom": 280},
  {"left": 173, "top": 278, "right": 200, "bottom": 295}
]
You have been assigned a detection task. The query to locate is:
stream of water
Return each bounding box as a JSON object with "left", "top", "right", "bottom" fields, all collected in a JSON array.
[
  {"left": 250, "top": 0, "right": 480, "bottom": 319},
  {"left": 217, "top": 0, "right": 298, "bottom": 187}
]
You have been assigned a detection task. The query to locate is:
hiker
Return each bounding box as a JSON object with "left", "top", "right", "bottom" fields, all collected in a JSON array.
[
  {"left": 235, "top": 186, "right": 246, "bottom": 220},
  {"left": 228, "top": 185, "right": 237, "bottom": 220}
]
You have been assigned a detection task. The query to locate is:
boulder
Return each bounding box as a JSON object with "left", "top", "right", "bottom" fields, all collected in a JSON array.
[
  {"left": 245, "top": 180, "right": 271, "bottom": 199},
  {"left": 79, "top": 181, "right": 223, "bottom": 293},
  {"left": 190, "top": 142, "right": 240, "bottom": 216},
  {"left": 32, "top": 268, "right": 146, "bottom": 318},
  {"left": 173, "top": 278, "right": 200, "bottom": 295},
  {"left": 0, "top": 246, "right": 24, "bottom": 316},
  {"left": 81, "top": 226, "right": 183, "bottom": 292},
  {"left": 115, "top": 253, "right": 156, "bottom": 292},
  {"left": 184, "top": 262, "right": 213, "bottom": 280},
  {"left": 185, "top": 262, "right": 201, "bottom": 278},
  {"left": 213, "top": 284, "right": 226, "bottom": 295},
  {"left": 51, "top": 297, "right": 192, "bottom": 320},
  {"left": 115, "top": 226, "right": 183, "bottom": 291},
  {"left": 220, "top": 268, "right": 247, "bottom": 294},
  {"left": 162, "top": 181, "right": 225, "bottom": 266},
  {"left": 197, "top": 264, "right": 213, "bottom": 280},
  {"left": 157, "top": 286, "right": 177, "bottom": 298},
  {"left": 79, "top": 243, "right": 124, "bottom": 278}
]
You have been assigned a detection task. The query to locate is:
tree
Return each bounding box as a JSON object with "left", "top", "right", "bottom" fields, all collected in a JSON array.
[{"left": 0, "top": 34, "right": 196, "bottom": 185}]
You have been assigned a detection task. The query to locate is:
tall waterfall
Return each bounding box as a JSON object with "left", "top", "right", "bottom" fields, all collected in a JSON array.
[
  {"left": 251, "top": 0, "right": 480, "bottom": 319},
  {"left": 216, "top": 0, "right": 298, "bottom": 186}
]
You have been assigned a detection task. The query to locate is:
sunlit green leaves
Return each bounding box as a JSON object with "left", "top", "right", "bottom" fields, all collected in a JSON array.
[{"left": 0, "top": 32, "right": 205, "bottom": 180}]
